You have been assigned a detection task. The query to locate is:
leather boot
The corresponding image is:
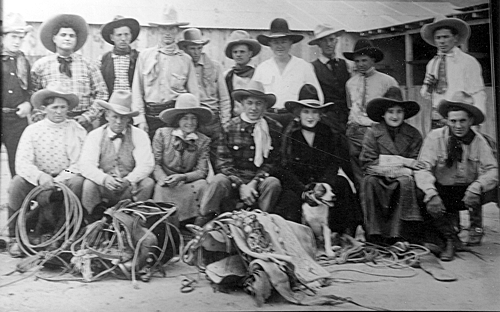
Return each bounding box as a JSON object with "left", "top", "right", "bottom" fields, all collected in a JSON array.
[
  {"left": 440, "top": 238, "right": 455, "bottom": 261},
  {"left": 467, "top": 227, "right": 484, "bottom": 246}
]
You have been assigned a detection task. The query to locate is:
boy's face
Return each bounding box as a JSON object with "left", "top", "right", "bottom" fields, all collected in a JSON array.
[
  {"left": 354, "top": 54, "right": 375, "bottom": 74},
  {"left": 434, "top": 28, "right": 458, "bottom": 54},
  {"left": 3, "top": 32, "right": 26, "bottom": 53}
]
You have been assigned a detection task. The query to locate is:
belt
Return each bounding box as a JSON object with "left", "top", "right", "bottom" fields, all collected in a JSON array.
[
  {"left": 267, "top": 108, "right": 289, "bottom": 114},
  {"left": 145, "top": 102, "right": 175, "bottom": 117}
]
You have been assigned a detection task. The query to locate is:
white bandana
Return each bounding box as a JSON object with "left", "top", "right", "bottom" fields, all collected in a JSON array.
[{"left": 240, "top": 113, "right": 271, "bottom": 167}]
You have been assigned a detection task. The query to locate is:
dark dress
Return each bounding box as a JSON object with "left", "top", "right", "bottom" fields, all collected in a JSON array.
[{"left": 273, "top": 120, "right": 362, "bottom": 233}]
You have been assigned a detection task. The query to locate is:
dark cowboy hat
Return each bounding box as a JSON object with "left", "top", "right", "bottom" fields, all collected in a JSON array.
[
  {"left": 225, "top": 30, "right": 261, "bottom": 59},
  {"left": 232, "top": 80, "right": 276, "bottom": 109},
  {"left": 343, "top": 39, "right": 384, "bottom": 63},
  {"left": 366, "top": 87, "right": 420, "bottom": 122},
  {"left": 39, "top": 14, "right": 88, "bottom": 53},
  {"left": 101, "top": 15, "right": 140, "bottom": 45},
  {"left": 95, "top": 90, "right": 139, "bottom": 117},
  {"left": 420, "top": 15, "right": 470, "bottom": 47},
  {"left": 285, "top": 84, "right": 334, "bottom": 115},
  {"left": 31, "top": 81, "right": 78, "bottom": 110},
  {"left": 159, "top": 93, "right": 213, "bottom": 126},
  {"left": 437, "top": 91, "right": 484, "bottom": 125},
  {"left": 2, "top": 12, "right": 33, "bottom": 34},
  {"left": 178, "top": 28, "right": 210, "bottom": 49},
  {"left": 149, "top": 5, "right": 189, "bottom": 27},
  {"left": 308, "top": 24, "right": 345, "bottom": 46},
  {"left": 257, "top": 18, "right": 304, "bottom": 46}
]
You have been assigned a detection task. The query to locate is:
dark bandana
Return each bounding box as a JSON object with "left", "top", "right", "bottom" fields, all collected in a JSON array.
[{"left": 446, "top": 127, "right": 476, "bottom": 167}]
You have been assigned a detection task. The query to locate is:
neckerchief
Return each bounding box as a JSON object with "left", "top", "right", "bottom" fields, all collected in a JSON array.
[
  {"left": 240, "top": 113, "right": 271, "bottom": 167},
  {"left": 172, "top": 129, "right": 198, "bottom": 152},
  {"left": 225, "top": 65, "right": 255, "bottom": 98},
  {"left": 57, "top": 56, "right": 73, "bottom": 78},
  {"left": 158, "top": 43, "right": 178, "bottom": 56},
  {"left": 446, "top": 127, "right": 476, "bottom": 167},
  {"left": 300, "top": 123, "right": 318, "bottom": 133},
  {"left": 386, "top": 123, "right": 401, "bottom": 142},
  {"left": 113, "top": 46, "right": 131, "bottom": 56},
  {"left": 2, "top": 49, "right": 29, "bottom": 90}
]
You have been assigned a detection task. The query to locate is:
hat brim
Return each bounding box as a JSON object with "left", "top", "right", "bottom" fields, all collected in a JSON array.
[
  {"left": 159, "top": 107, "right": 213, "bottom": 126},
  {"left": 40, "top": 14, "right": 88, "bottom": 53},
  {"left": 2, "top": 25, "right": 34, "bottom": 34},
  {"left": 308, "top": 29, "right": 345, "bottom": 46},
  {"left": 366, "top": 98, "right": 420, "bottom": 122},
  {"left": 257, "top": 33, "right": 304, "bottom": 46},
  {"left": 101, "top": 18, "right": 140, "bottom": 45},
  {"left": 178, "top": 39, "right": 210, "bottom": 49},
  {"left": 96, "top": 100, "right": 140, "bottom": 117},
  {"left": 148, "top": 22, "right": 189, "bottom": 27},
  {"left": 421, "top": 18, "right": 470, "bottom": 47},
  {"left": 31, "top": 89, "right": 79, "bottom": 110},
  {"left": 232, "top": 89, "right": 276, "bottom": 108},
  {"left": 437, "top": 100, "right": 484, "bottom": 125},
  {"left": 343, "top": 47, "right": 384, "bottom": 63},
  {"left": 225, "top": 39, "right": 261, "bottom": 59},
  {"left": 285, "top": 100, "right": 335, "bottom": 115}
]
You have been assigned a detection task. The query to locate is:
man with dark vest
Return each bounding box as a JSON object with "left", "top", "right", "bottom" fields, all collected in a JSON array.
[
  {"left": 79, "top": 90, "right": 155, "bottom": 223},
  {"left": 97, "top": 16, "right": 140, "bottom": 99},
  {"left": 309, "top": 24, "right": 351, "bottom": 134}
]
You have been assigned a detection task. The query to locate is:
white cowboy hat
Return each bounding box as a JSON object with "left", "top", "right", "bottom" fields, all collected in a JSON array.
[
  {"left": 420, "top": 15, "right": 470, "bottom": 47},
  {"left": 159, "top": 93, "right": 213, "bottom": 126},
  {"left": 95, "top": 90, "right": 139, "bottom": 117},
  {"left": 31, "top": 81, "right": 78, "bottom": 110},
  {"left": 308, "top": 24, "right": 345, "bottom": 46}
]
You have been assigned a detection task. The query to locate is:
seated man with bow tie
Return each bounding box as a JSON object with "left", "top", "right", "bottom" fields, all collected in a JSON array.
[
  {"left": 79, "top": 90, "right": 154, "bottom": 223},
  {"left": 194, "top": 81, "right": 283, "bottom": 227},
  {"left": 31, "top": 14, "right": 108, "bottom": 131}
]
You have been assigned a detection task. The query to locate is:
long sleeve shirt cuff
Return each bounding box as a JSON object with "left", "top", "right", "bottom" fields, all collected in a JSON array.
[
  {"left": 466, "top": 181, "right": 482, "bottom": 195},
  {"left": 424, "top": 189, "right": 439, "bottom": 203}
]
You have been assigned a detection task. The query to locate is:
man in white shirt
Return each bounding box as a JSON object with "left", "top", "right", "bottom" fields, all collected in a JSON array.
[
  {"left": 420, "top": 15, "right": 486, "bottom": 130},
  {"left": 79, "top": 90, "right": 154, "bottom": 223},
  {"left": 7, "top": 82, "right": 87, "bottom": 256},
  {"left": 252, "top": 18, "right": 323, "bottom": 128}
]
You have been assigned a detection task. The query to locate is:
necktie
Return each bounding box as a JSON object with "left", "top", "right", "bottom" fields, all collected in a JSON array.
[
  {"left": 327, "top": 58, "right": 337, "bottom": 71},
  {"left": 57, "top": 56, "right": 72, "bottom": 78},
  {"left": 436, "top": 54, "right": 447, "bottom": 94},
  {"left": 110, "top": 132, "right": 124, "bottom": 141},
  {"left": 360, "top": 74, "right": 368, "bottom": 112}
]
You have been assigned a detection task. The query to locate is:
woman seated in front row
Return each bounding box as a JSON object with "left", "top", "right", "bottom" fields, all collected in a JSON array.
[
  {"left": 274, "top": 84, "right": 363, "bottom": 239},
  {"left": 152, "top": 93, "right": 213, "bottom": 225},
  {"left": 359, "top": 87, "right": 425, "bottom": 245}
]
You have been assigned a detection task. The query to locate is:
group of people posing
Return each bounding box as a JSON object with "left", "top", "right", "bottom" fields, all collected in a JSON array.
[{"left": 2, "top": 8, "right": 496, "bottom": 263}]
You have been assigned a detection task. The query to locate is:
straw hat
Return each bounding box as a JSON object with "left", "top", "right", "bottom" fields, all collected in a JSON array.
[
  {"left": 285, "top": 84, "right": 334, "bottom": 115},
  {"left": 437, "top": 91, "right": 484, "bottom": 125},
  {"left": 149, "top": 5, "right": 189, "bottom": 27},
  {"left": 2, "top": 12, "right": 33, "bottom": 34},
  {"left": 257, "top": 18, "right": 304, "bottom": 46},
  {"left": 232, "top": 80, "right": 276, "bottom": 109},
  {"left": 343, "top": 39, "right": 384, "bottom": 63},
  {"left": 95, "top": 90, "right": 139, "bottom": 117},
  {"left": 420, "top": 15, "right": 470, "bottom": 47},
  {"left": 101, "top": 15, "right": 140, "bottom": 45},
  {"left": 308, "top": 24, "right": 345, "bottom": 46},
  {"left": 225, "top": 30, "right": 261, "bottom": 59},
  {"left": 31, "top": 81, "right": 78, "bottom": 110},
  {"left": 159, "top": 93, "right": 213, "bottom": 126},
  {"left": 39, "top": 14, "right": 88, "bottom": 52},
  {"left": 366, "top": 87, "right": 420, "bottom": 122}
]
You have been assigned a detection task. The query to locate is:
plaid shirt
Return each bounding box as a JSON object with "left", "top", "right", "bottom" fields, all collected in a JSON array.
[
  {"left": 31, "top": 53, "right": 109, "bottom": 121},
  {"left": 214, "top": 116, "right": 282, "bottom": 184},
  {"left": 109, "top": 54, "right": 131, "bottom": 91}
]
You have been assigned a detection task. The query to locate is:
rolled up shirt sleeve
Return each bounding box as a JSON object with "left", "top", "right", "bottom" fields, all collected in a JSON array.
[
  {"left": 79, "top": 128, "right": 108, "bottom": 185},
  {"left": 123, "top": 128, "right": 154, "bottom": 184}
]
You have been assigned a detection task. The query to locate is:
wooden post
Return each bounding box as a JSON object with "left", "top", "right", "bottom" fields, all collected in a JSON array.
[{"left": 405, "top": 33, "right": 414, "bottom": 87}]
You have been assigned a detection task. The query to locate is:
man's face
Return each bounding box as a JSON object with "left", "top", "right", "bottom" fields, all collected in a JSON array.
[
  {"left": 383, "top": 105, "right": 405, "bottom": 127},
  {"left": 434, "top": 28, "right": 458, "bottom": 54},
  {"left": 44, "top": 97, "right": 69, "bottom": 124},
  {"left": 53, "top": 27, "right": 77, "bottom": 53},
  {"left": 242, "top": 96, "right": 266, "bottom": 121},
  {"left": 354, "top": 55, "right": 375, "bottom": 74},
  {"left": 2, "top": 32, "right": 26, "bottom": 53},
  {"left": 447, "top": 110, "right": 474, "bottom": 138},
  {"left": 106, "top": 110, "right": 130, "bottom": 134},
  {"left": 184, "top": 44, "right": 203, "bottom": 63},
  {"left": 232, "top": 44, "right": 253, "bottom": 66},
  {"left": 159, "top": 26, "right": 179, "bottom": 45},
  {"left": 110, "top": 26, "right": 132, "bottom": 50},
  {"left": 318, "top": 34, "right": 339, "bottom": 58},
  {"left": 269, "top": 37, "right": 292, "bottom": 58}
]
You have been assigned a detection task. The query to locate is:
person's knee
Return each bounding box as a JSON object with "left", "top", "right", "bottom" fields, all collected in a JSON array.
[
  {"left": 210, "top": 174, "right": 231, "bottom": 188},
  {"left": 261, "top": 177, "right": 281, "bottom": 192}
]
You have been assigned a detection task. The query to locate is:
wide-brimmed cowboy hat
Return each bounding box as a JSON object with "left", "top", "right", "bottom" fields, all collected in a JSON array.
[
  {"left": 437, "top": 91, "right": 484, "bottom": 125},
  {"left": 178, "top": 28, "right": 210, "bottom": 49},
  {"left": 366, "top": 87, "right": 420, "bottom": 122},
  {"left": 159, "top": 93, "right": 213, "bottom": 126},
  {"left": 101, "top": 15, "right": 140, "bottom": 45},
  {"left": 39, "top": 14, "right": 88, "bottom": 53},
  {"left": 257, "top": 18, "right": 304, "bottom": 46},
  {"left": 232, "top": 80, "right": 276, "bottom": 108},
  {"left": 95, "top": 90, "right": 139, "bottom": 117},
  {"left": 2, "top": 12, "right": 33, "bottom": 34},
  {"left": 308, "top": 24, "right": 345, "bottom": 46},
  {"left": 225, "top": 30, "right": 261, "bottom": 59},
  {"left": 149, "top": 5, "right": 189, "bottom": 27},
  {"left": 420, "top": 15, "right": 470, "bottom": 47},
  {"left": 285, "top": 84, "right": 334, "bottom": 115},
  {"left": 343, "top": 39, "right": 384, "bottom": 63},
  {"left": 31, "top": 81, "right": 78, "bottom": 110}
]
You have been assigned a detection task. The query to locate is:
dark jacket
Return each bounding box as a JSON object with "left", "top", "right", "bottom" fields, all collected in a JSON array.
[{"left": 99, "top": 49, "right": 139, "bottom": 98}]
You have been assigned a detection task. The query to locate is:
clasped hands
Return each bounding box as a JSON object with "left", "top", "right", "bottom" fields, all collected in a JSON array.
[
  {"left": 239, "top": 181, "right": 259, "bottom": 207},
  {"left": 159, "top": 174, "right": 186, "bottom": 187},
  {"left": 104, "top": 174, "right": 131, "bottom": 193}
]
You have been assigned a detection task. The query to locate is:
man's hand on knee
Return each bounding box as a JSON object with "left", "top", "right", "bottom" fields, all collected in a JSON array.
[
  {"left": 38, "top": 172, "right": 55, "bottom": 190},
  {"left": 463, "top": 191, "right": 481, "bottom": 208},
  {"left": 426, "top": 195, "right": 446, "bottom": 218},
  {"left": 239, "top": 183, "right": 258, "bottom": 206}
]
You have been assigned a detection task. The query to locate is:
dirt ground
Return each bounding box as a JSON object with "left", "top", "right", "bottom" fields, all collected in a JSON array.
[{"left": 1, "top": 148, "right": 499, "bottom": 312}]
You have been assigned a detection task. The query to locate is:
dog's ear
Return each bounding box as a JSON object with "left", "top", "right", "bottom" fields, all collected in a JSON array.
[{"left": 304, "top": 183, "right": 316, "bottom": 192}]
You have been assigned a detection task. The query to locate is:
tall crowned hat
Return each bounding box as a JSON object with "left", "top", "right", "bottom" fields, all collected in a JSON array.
[
  {"left": 257, "top": 18, "right": 304, "bottom": 46},
  {"left": 308, "top": 24, "right": 345, "bottom": 46},
  {"left": 343, "top": 39, "right": 384, "bottom": 63},
  {"left": 101, "top": 15, "right": 140, "bottom": 45},
  {"left": 2, "top": 12, "right": 33, "bottom": 34},
  {"left": 285, "top": 84, "right": 334, "bottom": 115},
  {"left": 149, "top": 5, "right": 189, "bottom": 27}
]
